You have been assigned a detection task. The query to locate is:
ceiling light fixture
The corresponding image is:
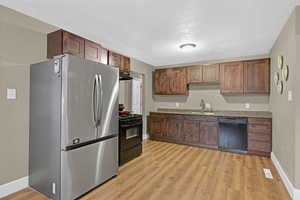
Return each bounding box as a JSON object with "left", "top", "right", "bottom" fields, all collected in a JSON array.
[{"left": 179, "top": 43, "right": 196, "bottom": 51}]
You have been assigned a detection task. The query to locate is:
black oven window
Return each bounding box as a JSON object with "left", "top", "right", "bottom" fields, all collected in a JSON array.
[{"left": 126, "top": 128, "right": 138, "bottom": 139}]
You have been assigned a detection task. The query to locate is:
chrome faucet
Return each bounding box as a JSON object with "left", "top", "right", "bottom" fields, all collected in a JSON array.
[{"left": 200, "top": 99, "right": 205, "bottom": 111}]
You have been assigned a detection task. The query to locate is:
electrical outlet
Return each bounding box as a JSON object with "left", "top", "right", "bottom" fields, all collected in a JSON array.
[{"left": 245, "top": 103, "right": 250, "bottom": 109}]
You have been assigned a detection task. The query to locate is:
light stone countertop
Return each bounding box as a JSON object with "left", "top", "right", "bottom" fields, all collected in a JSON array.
[{"left": 150, "top": 108, "right": 272, "bottom": 118}]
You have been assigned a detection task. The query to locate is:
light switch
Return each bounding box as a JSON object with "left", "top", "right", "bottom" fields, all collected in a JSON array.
[
  {"left": 288, "top": 90, "right": 293, "bottom": 102},
  {"left": 175, "top": 102, "right": 180, "bottom": 108},
  {"left": 7, "top": 88, "right": 17, "bottom": 100}
]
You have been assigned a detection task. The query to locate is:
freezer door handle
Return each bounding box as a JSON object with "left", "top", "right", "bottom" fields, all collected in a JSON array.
[
  {"left": 93, "top": 74, "right": 100, "bottom": 127},
  {"left": 97, "top": 74, "right": 103, "bottom": 125}
]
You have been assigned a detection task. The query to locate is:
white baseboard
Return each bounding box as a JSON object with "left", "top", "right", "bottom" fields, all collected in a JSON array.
[
  {"left": 271, "top": 152, "right": 300, "bottom": 200},
  {"left": 0, "top": 176, "right": 28, "bottom": 198},
  {"left": 271, "top": 152, "right": 294, "bottom": 198}
]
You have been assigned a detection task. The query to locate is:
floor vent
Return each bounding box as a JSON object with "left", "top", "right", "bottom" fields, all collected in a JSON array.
[{"left": 263, "top": 168, "right": 273, "bottom": 179}]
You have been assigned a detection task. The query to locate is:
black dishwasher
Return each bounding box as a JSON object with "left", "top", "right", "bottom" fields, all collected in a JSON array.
[{"left": 218, "top": 117, "right": 247, "bottom": 154}]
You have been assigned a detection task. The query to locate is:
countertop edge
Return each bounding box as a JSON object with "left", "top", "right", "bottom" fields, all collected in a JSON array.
[{"left": 149, "top": 111, "right": 272, "bottom": 119}]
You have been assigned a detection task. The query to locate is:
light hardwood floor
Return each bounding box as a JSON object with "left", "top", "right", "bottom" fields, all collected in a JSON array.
[{"left": 3, "top": 140, "right": 291, "bottom": 200}]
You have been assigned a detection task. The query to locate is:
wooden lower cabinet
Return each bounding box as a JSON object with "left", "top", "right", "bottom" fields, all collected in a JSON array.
[
  {"left": 182, "top": 119, "right": 201, "bottom": 145},
  {"left": 247, "top": 118, "right": 272, "bottom": 157},
  {"left": 149, "top": 113, "right": 272, "bottom": 157},
  {"left": 150, "top": 113, "right": 218, "bottom": 150},
  {"left": 165, "top": 117, "right": 183, "bottom": 141},
  {"left": 149, "top": 114, "right": 166, "bottom": 138},
  {"left": 199, "top": 121, "right": 219, "bottom": 148}
]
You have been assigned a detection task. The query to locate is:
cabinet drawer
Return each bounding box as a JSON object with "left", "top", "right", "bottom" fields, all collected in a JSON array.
[
  {"left": 248, "top": 132, "right": 271, "bottom": 142},
  {"left": 183, "top": 115, "right": 217, "bottom": 122},
  {"left": 150, "top": 113, "right": 166, "bottom": 119},
  {"left": 248, "top": 118, "right": 271, "bottom": 125},
  {"left": 248, "top": 140, "right": 271, "bottom": 152},
  {"left": 248, "top": 124, "right": 271, "bottom": 134},
  {"left": 165, "top": 114, "right": 183, "bottom": 120}
]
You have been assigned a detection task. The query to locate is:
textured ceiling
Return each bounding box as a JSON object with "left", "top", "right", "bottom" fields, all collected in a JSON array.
[{"left": 0, "top": 0, "right": 299, "bottom": 66}]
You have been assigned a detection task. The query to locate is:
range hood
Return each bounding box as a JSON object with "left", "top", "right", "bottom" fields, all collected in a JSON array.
[{"left": 119, "top": 71, "right": 133, "bottom": 81}]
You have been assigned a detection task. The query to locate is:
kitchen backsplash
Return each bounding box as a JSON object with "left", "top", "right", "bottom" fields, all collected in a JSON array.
[{"left": 153, "top": 84, "right": 270, "bottom": 111}]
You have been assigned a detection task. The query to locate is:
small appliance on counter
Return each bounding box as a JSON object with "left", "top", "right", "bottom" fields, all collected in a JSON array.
[{"left": 119, "top": 108, "right": 143, "bottom": 166}]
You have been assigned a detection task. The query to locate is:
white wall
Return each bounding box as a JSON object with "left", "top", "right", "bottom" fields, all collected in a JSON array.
[{"left": 0, "top": 22, "right": 47, "bottom": 185}]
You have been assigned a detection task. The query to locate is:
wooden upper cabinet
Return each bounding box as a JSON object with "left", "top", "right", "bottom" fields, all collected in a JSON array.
[
  {"left": 154, "top": 68, "right": 187, "bottom": 95},
  {"left": 62, "top": 31, "right": 85, "bottom": 58},
  {"left": 108, "top": 51, "right": 131, "bottom": 72},
  {"left": 220, "top": 61, "right": 244, "bottom": 94},
  {"left": 84, "top": 40, "right": 102, "bottom": 63},
  {"left": 154, "top": 69, "right": 170, "bottom": 95},
  {"left": 187, "top": 65, "right": 203, "bottom": 83},
  {"left": 187, "top": 64, "right": 219, "bottom": 84},
  {"left": 121, "top": 56, "right": 130, "bottom": 73},
  {"left": 47, "top": 29, "right": 109, "bottom": 64},
  {"left": 169, "top": 68, "right": 187, "bottom": 95},
  {"left": 244, "top": 59, "right": 270, "bottom": 94},
  {"left": 203, "top": 64, "right": 219, "bottom": 83},
  {"left": 108, "top": 51, "right": 122, "bottom": 68},
  {"left": 47, "top": 30, "right": 84, "bottom": 59},
  {"left": 99, "top": 48, "right": 108, "bottom": 65}
]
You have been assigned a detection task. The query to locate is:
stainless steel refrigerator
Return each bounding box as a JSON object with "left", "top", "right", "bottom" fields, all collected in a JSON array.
[{"left": 29, "top": 54, "right": 119, "bottom": 200}]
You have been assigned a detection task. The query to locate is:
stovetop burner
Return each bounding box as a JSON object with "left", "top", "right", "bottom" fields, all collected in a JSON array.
[{"left": 119, "top": 113, "right": 142, "bottom": 121}]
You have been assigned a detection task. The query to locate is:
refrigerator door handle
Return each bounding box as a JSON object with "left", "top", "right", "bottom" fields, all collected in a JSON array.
[
  {"left": 97, "top": 74, "right": 103, "bottom": 125},
  {"left": 93, "top": 74, "right": 100, "bottom": 127}
]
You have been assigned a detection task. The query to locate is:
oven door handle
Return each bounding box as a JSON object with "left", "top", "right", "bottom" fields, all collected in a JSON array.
[{"left": 120, "top": 122, "right": 142, "bottom": 128}]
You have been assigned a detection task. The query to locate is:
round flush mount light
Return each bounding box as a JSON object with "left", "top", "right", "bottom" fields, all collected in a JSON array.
[{"left": 179, "top": 43, "right": 196, "bottom": 51}]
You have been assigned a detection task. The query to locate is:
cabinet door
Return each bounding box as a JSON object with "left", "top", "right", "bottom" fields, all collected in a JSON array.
[
  {"left": 187, "top": 66, "right": 203, "bottom": 83},
  {"left": 62, "top": 31, "right": 84, "bottom": 58},
  {"left": 220, "top": 62, "right": 244, "bottom": 94},
  {"left": 84, "top": 40, "right": 102, "bottom": 63},
  {"left": 108, "top": 51, "right": 122, "bottom": 68},
  {"left": 247, "top": 118, "right": 272, "bottom": 156},
  {"left": 183, "top": 120, "right": 200, "bottom": 144},
  {"left": 47, "top": 29, "right": 63, "bottom": 59},
  {"left": 169, "top": 67, "right": 187, "bottom": 95},
  {"left": 99, "top": 47, "right": 108, "bottom": 65},
  {"left": 203, "top": 64, "right": 219, "bottom": 83},
  {"left": 150, "top": 116, "right": 164, "bottom": 138},
  {"left": 199, "top": 122, "right": 219, "bottom": 147},
  {"left": 154, "top": 69, "right": 170, "bottom": 94},
  {"left": 244, "top": 59, "right": 270, "bottom": 94},
  {"left": 166, "top": 117, "right": 183, "bottom": 141},
  {"left": 121, "top": 56, "right": 130, "bottom": 73}
]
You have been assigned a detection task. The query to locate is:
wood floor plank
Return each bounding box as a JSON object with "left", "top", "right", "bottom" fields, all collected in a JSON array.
[{"left": 3, "top": 140, "right": 291, "bottom": 200}]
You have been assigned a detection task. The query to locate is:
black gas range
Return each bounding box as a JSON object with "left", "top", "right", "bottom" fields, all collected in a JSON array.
[{"left": 119, "top": 113, "right": 143, "bottom": 166}]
